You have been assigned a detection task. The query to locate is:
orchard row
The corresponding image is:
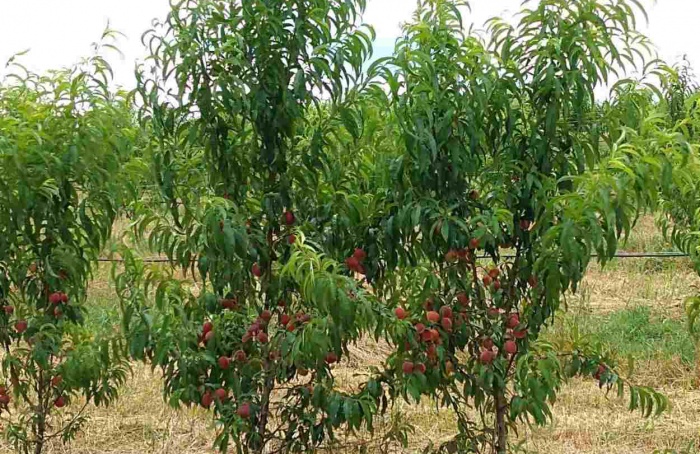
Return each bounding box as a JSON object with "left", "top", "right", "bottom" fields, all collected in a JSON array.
[{"left": 2, "top": 1, "right": 700, "bottom": 454}]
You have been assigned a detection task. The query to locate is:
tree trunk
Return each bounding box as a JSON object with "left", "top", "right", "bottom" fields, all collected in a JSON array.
[
  {"left": 494, "top": 387, "right": 508, "bottom": 454},
  {"left": 33, "top": 370, "right": 46, "bottom": 454},
  {"left": 253, "top": 371, "right": 275, "bottom": 454}
]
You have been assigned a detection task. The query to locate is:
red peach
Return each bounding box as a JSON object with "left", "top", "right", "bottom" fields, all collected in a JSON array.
[
  {"left": 201, "top": 392, "right": 213, "bottom": 408},
  {"left": 214, "top": 388, "right": 227, "bottom": 401},
  {"left": 456, "top": 293, "right": 469, "bottom": 306},
  {"left": 218, "top": 356, "right": 230, "bottom": 370},
  {"left": 237, "top": 402, "right": 251, "bottom": 418},
  {"left": 15, "top": 320, "right": 27, "bottom": 334},
  {"left": 325, "top": 352, "right": 338, "bottom": 364},
  {"left": 426, "top": 311, "right": 440, "bottom": 323},
  {"left": 202, "top": 321, "right": 214, "bottom": 334},
  {"left": 440, "top": 306, "right": 453, "bottom": 319},
  {"left": 284, "top": 210, "right": 295, "bottom": 226},
  {"left": 395, "top": 307, "right": 407, "bottom": 320},
  {"left": 506, "top": 314, "right": 520, "bottom": 329}
]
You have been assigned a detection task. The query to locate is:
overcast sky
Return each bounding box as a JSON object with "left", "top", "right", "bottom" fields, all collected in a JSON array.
[{"left": 0, "top": 0, "right": 697, "bottom": 89}]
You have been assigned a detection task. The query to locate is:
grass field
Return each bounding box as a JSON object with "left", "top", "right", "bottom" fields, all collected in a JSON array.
[{"left": 2, "top": 216, "right": 700, "bottom": 454}]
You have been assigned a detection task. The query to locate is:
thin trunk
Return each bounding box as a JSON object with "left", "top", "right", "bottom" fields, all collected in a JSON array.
[
  {"left": 34, "top": 375, "right": 46, "bottom": 454},
  {"left": 254, "top": 371, "right": 275, "bottom": 454},
  {"left": 494, "top": 387, "right": 507, "bottom": 454}
]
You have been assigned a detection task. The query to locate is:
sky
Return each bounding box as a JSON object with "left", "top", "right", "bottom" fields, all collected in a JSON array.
[{"left": 0, "top": 0, "right": 698, "bottom": 89}]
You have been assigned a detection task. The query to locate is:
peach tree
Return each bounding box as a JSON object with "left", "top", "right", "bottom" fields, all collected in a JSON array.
[
  {"left": 338, "top": 0, "right": 670, "bottom": 452},
  {"left": 0, "top": 50, "right": 133, "bottom": 453},
  {"left": 114, "top": 0, "right": 384, "bottom": 453}
]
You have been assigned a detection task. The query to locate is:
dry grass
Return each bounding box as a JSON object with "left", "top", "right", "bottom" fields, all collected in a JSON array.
[{"left": 3, "top": 216, "right": 700, "bottom": 453}]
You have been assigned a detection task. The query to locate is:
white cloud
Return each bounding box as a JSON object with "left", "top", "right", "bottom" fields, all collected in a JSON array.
[{"left": 0, "top": 0, "right": 697, "bottom": 88}]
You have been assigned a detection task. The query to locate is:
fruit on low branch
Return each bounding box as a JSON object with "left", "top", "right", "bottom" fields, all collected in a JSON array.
[
  {"left": 325, "top": 352, "right": 338, "bottom": 364},
  {"left": 441, "top": 318, "right": 453, "bottom": 332},
  {"left": 439, "top": 305, "right": 452, "bottom": 319},
  {"left": 15, "top": 320, "right": 27, "bottom": 334},
  {"left": 214, "top": 388, "right": 227, "bottom": 401},
  {"left": 395, "top": 307, "right": 407, "bottom": 320},
  {"left": 218, "top": 356, "right": 231, "bottom": 370},
  {"left": 480, "top": 349, "right": 495, "bottom": 364},
  {"left": 345, "top": 256, "right": 360, "bottom": 272},
  {"left": 54, "top": 396, "right": 65, "bottom": 408},
  {"left": 445, "top": 250, "right": 459, "bottom": 263},
  {"left": 402, "top": 361, "right": 414, "bottom": 374},
  {"left": 426, "top": 311, "right": 440, "bottom": 323},
  {"left": 201, "top": 391, "right": 213, "bottom": 408},
  {"left": 429, "top": 329, "right": 440, "bottom": 342},
  {"left": 504, "top": 340, "right": 517, "bottom": 355},
  {"left": 456, "top": 293, "right": 469, "bottom": 306},
  {"left": 513, "top": 329, "right": 527, "bottom": 339},
  {"left": 202, "top": 321, "right": 213, "bottom": 335},
  {"left": 506, "top": 314, "right": 520, "bottom": 329},
  {"left": 221, "top": 298, "right": 237, "bottom": 310},
  {"left": 427, "top": 311, "right": 440, "bottom": 323},
  {"left": 284, "top": 210, "right": 295, "bottom": 226},
  {"left": 280, "top": 314, "right": 291, "bottom": 326},
  {"left": 237, "top": 402, "right": 251, "bottom": 419}
]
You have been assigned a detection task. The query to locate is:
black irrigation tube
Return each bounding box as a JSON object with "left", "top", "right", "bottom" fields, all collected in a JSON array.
[{"left": 97, "top": 251, "right": 690, "bottom": 264}]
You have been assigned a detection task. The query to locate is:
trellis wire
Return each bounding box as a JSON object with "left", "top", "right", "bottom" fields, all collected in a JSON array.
[{"left": 98, "top": 251, "right": 690, "bottom": 264}]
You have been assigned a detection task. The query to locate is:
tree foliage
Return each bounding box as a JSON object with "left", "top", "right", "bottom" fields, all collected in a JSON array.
[
  {"left": 0, "top": 45, "right": 136, "bottom": 453},
  {"left": 112, "top": 0, "right": 685, "bottom": 453}
]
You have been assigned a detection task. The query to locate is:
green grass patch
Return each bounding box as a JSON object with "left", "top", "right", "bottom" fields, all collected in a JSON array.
[{"left": 549, "top": 305, "right": 695, "bottom": 366}]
